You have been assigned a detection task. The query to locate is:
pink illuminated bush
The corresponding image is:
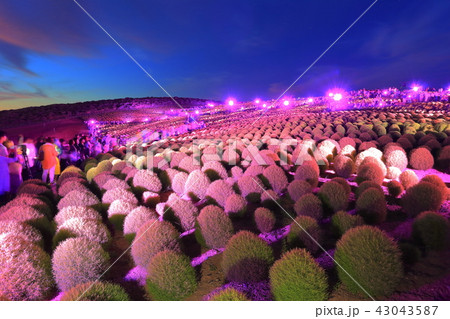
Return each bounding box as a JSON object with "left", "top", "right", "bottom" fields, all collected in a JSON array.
[
  {"left": 237, "top": 175, "right": 264, "bottom": 203},
  {"left": 206, "top": 179, "right": 235, "bottom": 207},
  {"left": 53, "top": 217, "right": 111, "bottom": 248},
  {"left": 102, "top": 187, "right": 138, "bottom": 205},
  {"left": 287, "top": 180, "right": 312, "bottom": 202},
  {"left": 333, "top": 154, "right": 355, "bottom": 178},
  {"left": 54, "top": 206, "right": 102, "bottom": 226},
  {"left": 224, "top": 193, "right": 247, "bottom": 217},
  {"left": 384, "top": 145, "right": 408, "bottom": 171},
  {"left": 58, "top": 179, "right": 90, "bottom": 197},
  {"left": 52, "top": 237, "right": 110, "bottom": 291},
  {"left": 222, "top": 231, "right": 274, "bottom": 282},
  {"left": 58, "top": 189, "right": 100, "bottom": 210},
  {"left": 202, "top": 160, "right": 228, "bottom": 180},
  {"left": 102, "top": 178, "right": 129, "bottom": 191},
  {"left": 0, "top": 220, "right": 43, "bottom": 247},
  {"left": 131, "top": 220, "right": 181, "bottom": 268},
  {"left": 254, "top": 207, "right": 276, "bottom": 233},
  {"left": 356, "top": 161, "right": 385, "bottom": 185},
  {"left": 294, "top": 164, "right": 319, "bottom": 188},
  {"left": 184, "top": 169, "right": 211, "bottom": 201},
  {"left": 107, "top": 199, "right": 138, "bottom": 228},
  {"left": 0, "top": 205, "right": 51, "bottom": 237},
  {"left": 409, "top": 147, "right": 434, "bottom": 170},
  {"left": 0, "top": 234, "right": 54, "bottom": 300},
  {"left": 399, "top": 169, "right": 419, "bottom": 189},
  {"left": 263, "top": 165, "right": 288, "bottom": 194},
  {"left": 165, "top": 193, "right": 199, "bottom": 231},
  {"left": 171, "top": 171, "right": 188, "bottom": 195},
  {"left": 132, "top": 170, "right": 162, "bottom": 193},
  {"left": 123, "top": 206, "right": 158, "bottom": 241},
  {"left": 196, "top": 205, "right": 234, "bottom": 249}
]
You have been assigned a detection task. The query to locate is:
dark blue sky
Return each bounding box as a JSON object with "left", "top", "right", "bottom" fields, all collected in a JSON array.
[{"left": 1, "top": 0, "right": 449, "bottom": 109}]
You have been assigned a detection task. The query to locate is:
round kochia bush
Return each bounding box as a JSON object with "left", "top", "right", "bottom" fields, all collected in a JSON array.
[
  {"left": 356, "top": 188, "right": 387, "bottom": 224},
  {"left": 184, "top": 169, "right": 211, "bottom": 201},
  {"left": 164, "top": 193, "right": 199, "bottom": 231},
  {"left": 412, "top": 211, "right": 449, "bottom": 251},
  {"left": 356, "top": 162, "right": 385, "bottom": 185},
  {"left": 58, "top": 189, "right": 100, "bottom": 210},
  {"left": 294, "top": 164, "right": 319, "bottom": 188},
  {"left": 318, "top": 181, "right": 349, "bottom": 213},
  {"left": 333, "top": 154, "right": 355, "bottom": 178},
  {"left": 131, "top": 220, "right": 181, "bottom": 268},
  {"left": 146, "top": 250, "right": 197, "bottom": 301},
  {"left": 263, "top": 165, "right": 288, "bottom": 194},
  {"left": 123, "top": 206, "right": 158, "bottom": 241},
  {"left": 61, "top": 281, "right": 130, "bottom": 301},
  {"left": 196, "top": 205, "right": 234, "bottom": 249},
  {"left": 331, "top": 211, "right": 364, "bottom": 237},
  {"left": 52, "top": 237, "right": 110, "bottom": 291},
  {"left": 206, "top": 179, "right": 235, "bottom": 207},
  {"left": 334, "top": 226, "right": 403, "bottom": 298},
  {"left": 287, "top": 180, "right": 312, "bottom": 202},
  {"left": 387, "top": 180, "right": 403, "bottom": 197},
  {"left": 171, "top": 171, "right": 188, "bottom": 195},
  {"left": 53, "top": 218, "right": 111, "bottom": 248},
  {"left": 132, "top": 170, "right": 162, "bottom": 192},
  {"left": 224, "top": 193, "right": 247, "bottom": 217},
  {"left": 286, "top": 216, "right": 322, "bottom": 254},
  {"left": 294, "top": 193, "right": 323, "bottom": 220},
  {"left": 54, "top": 206, "right": 102, "bottom": 226},
  {"left": 208, "top": 287, "right": 249, "bottom": 301},
  {"left": 399, "top": 169, "right": 419, "bottom": 189},
  {"left": 254, "top": 207, "right": 276, "bottom": 233},
  {"left": 402, "top": 182, "right": 445, "bottom": 217},
  {"left": 0, "top": 234, "right": 54, "bottom": 300},
  {"left": 421, "top": 175, "right": 448, "bottom": 200},
  {"left": 222, "top": 231, "right": 274, "bottom": 282},
  {"left": 0, "top": 220, "right": 43, "bottom": 247},
  {"left": 269, "top": 248, "right": 328, "bottom": 301},
  {"left": 409, "top": 147, "right": 434, "bottom": 170},
  {"left": 102, "top": 187, "right": 138, "bottom": 205}
]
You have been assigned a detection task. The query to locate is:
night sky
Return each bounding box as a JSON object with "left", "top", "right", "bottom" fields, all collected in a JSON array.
[{"left": 1, "top": 0, "right": 450, "bottom": 110}]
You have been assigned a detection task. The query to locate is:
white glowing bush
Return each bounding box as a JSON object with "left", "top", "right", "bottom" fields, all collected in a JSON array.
[
  {"left": 102, "top": 187, "right": 138, "bottom": 205},
  {"left": 178, "top": 156, "right": 200, "bottom": 173},
  {"left": 102, "top": 178, "right": 129, "bottom": 191},
  {"left": 58, "top": 189, "right": 100, "bottom": 210},
  {"left": 133, "top": 169, "right": 162, "bottom": 192},
  {"left": 0, "top": 233, "right": 54, "bottom": 300},
  {"left": 107, "top": 199, "right": 138, "bottom": 218},
  {"left": 52, "top": 237, "right": 110, "bottom": 291},
  {"left": 54, "top": 206, "right": 102, "bottom": 226}
]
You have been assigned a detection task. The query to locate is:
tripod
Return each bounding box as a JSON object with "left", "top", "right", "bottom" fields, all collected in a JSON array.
[{"left": 20, "top": 145, "right": 33, "bottom": 180}]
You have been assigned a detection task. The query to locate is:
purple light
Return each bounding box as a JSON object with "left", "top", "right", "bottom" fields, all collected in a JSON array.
[
  {"left": 255, "top": 99, "right": 261, "bottom": 104},
  {"left": 412, "top": 86, "right": 420, "bottom": 92},
  {"left": 333, "top": 93, "right": 343, "bottom": 101},
  {"left": 207, "top": 103, "right": 214, "bottom": 107},
  {"left": 262, "top": 104, "right": 267, "bottom": 108},
  {"left": 283, "top": 100, "right": 290, "bottom": 106},
  {"left": 143, "top": 118, "right": 149, "bottom": 122},
  {"left": 195, "top": 110, "right": 200, "bottom": 115},
  {"left": 307, "top": 98, "right": 313, "bottom": 103},
  {"left": 328, "top": 92, "right": 334, "bottom": 97},
  {"left": 89, "top": 120, "right": 95, "bottom": 124},
  {"left": 228, "top": 99, "right": 235, "bottom": 106},
  {"left": 383, "top": 90, "right": 388, "bottom": 95}
]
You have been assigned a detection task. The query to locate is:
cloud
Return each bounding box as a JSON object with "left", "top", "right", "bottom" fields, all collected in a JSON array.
[{"left": 0, "top": 82, "right": 47, "bottom": 101}]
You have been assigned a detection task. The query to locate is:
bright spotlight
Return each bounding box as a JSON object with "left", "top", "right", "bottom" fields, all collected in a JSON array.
[
  {"left": 262, "top": 104, "right": 267, "bottom": 108},
  {"left": 283, "top": 100, "right": 290, "bottom": 106},
  {"left": 412, "top": 86, "right": 420, "bottom": 92},
  {"left": 307, "top": 98, "right": 313, "bottom": 103},
  {"left": 227, "top": 99, "right": 235, "bottom": 106},
  {"left": 195, "top": 110, "right": 200, "bottom": 115},
  {"left": 255, "top": 99, "right": 261, "bottom": 104},
  {"left": 333, "top": 93, "right": 343, "bottom": 101},
  {"left": 328, "top": 92, "right": 334, "bottom": 97}
]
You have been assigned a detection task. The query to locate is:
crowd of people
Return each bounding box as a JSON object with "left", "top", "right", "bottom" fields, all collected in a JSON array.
[{"left": 0, "top": 130, "right": 123, "bottom": 204}]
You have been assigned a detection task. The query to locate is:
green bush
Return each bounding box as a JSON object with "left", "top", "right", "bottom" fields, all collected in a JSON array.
[
  {"left": 356, "top": 188, "right": 387, "bottom": 224},
  {"left": 286, "top": 216, "right": 322, "bottom": 254},
  {"left": 196, "top": 205, "right": 234, "bottom": 249},
  {"left": 222, "top": 231, "right": 274, "bottom": 282},
  {"left": 412, "top": 211, "right": 449, "bottom": 251},
  {"left": 131, "top": 220, "right": 181, "bottom": 268},
  {"left": 61, "top": 281, "right": 130, "bottom": 301},
  {"left": 355, "top": 180, "right": 383, "bottom": 198},
  {"left": 208, "top": 287, "right": 249, "bottom": 301},
  {"left": 402, "top": 182, "right": 445, "bottom": 217},
  {"left": 254, "top": 207, "right": 276, "bottom": 233},
  {"left": 334, "top": 226, "right": 403, "bottom": 298},
  {"left": 421, "top": 175, "right": 448, "bottom": 200},
  {"left": 146, "top": 250, "right": 197, "bottom": 301},
  {"left": 317, "top": 181, "right": 349, "bottom": 213},
  {"left": 331, "top": 211, "right": 364, "bottom": 237},
  {"left": 269, "top": 248, "right": 328, "bottom": 301},
  {"left": 294, "top": 193, "right": 323, "bottom": 220}
]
